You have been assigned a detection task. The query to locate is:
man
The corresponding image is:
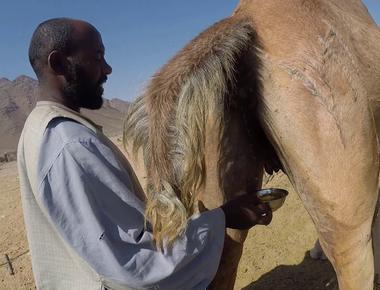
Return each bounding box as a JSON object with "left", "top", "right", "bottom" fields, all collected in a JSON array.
[{"left": 18, "top": 18, "right": 272, "bottom": 290}]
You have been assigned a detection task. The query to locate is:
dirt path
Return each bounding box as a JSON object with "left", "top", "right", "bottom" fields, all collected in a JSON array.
[{"left": 0, "top": 158, "right": 336, "bottom": 290}]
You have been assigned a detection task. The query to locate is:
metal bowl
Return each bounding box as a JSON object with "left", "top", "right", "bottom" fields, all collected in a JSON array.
[{"left": 255, "top": 188, "right": 289, "bottom": 212}]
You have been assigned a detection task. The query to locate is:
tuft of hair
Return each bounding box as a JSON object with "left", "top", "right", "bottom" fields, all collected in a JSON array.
[
  {"left": 29, "top": 18, "right": 73, "bottom": 79},
  {"left": 124, "top": 17, "right": 259, "bottom": 247}
]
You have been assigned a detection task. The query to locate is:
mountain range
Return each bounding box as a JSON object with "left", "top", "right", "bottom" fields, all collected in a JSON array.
[{"left": 0, "top": 75, "right": 130, "bottom": 155}]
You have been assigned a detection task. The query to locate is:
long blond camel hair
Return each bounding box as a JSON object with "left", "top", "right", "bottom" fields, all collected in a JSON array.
[{"left": 124, "top": 17, "right": 260, "bottom": 247}]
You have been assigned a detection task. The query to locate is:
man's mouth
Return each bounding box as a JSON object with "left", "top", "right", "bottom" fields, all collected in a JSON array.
[{"left": 98, "top": 77, "right": 107, "bottom": 86}]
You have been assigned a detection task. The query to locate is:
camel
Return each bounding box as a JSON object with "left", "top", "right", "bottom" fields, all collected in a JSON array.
[{"left": 124, "top": 1, "right": 380, "bottom": 289}]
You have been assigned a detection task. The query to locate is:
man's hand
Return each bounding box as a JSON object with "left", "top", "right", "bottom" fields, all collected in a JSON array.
[{"left": 220, "top": 193, "right": 272, "bottom": 230}]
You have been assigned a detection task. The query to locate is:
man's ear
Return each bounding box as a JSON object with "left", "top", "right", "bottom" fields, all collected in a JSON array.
[{"left": 47, "top": 50, "right": 68, "bottom": 75}]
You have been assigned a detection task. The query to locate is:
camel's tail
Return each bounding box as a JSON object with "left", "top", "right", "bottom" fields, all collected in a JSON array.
[{"left": 124, "top": 17, "right": 261, "bottom": 246}]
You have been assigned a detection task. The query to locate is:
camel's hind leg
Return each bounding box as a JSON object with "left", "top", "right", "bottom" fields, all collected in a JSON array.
[
  {"left": 261, "top": 67, "right": 379, "bottom": 290},
  {"left": 201, "top": 109, "right": 265, "bottom": 290},
  {"left": 372, "top": 190, "right": 380, "bottom": 286},
  {"left": 371, "top": 108, "right": 380, "bottom": 285}
]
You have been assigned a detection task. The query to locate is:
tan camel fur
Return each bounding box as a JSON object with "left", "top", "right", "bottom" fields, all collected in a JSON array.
[{"left": 124, "top": 1, "right": 380, "bottom": 289}]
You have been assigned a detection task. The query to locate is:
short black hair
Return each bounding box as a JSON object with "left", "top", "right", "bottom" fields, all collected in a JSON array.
[{"left": 28, "top": 18, "right": 73, "bottom": 79}]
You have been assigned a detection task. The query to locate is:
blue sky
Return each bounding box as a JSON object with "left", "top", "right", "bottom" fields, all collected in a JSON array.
[{"left": 0, "top": 1, "right": 378, "bottom": 102}]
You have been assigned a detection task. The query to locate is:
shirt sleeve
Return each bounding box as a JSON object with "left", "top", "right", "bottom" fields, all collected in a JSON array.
[{"left": 37, "top": 137, "right": 225, "bottom": 290}]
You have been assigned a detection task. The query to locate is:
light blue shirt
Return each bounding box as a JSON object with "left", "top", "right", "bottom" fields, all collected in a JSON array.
[{"left": 36, "top": 117, "right": 225, "bottom": 290}]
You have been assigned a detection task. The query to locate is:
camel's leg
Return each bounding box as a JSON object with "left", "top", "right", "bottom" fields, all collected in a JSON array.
[
  {"left": 200, "top": 182, "right": 247, "bottom": 290},
  {"left": 201, "top": 111, "right": 264, "bottom": 290},
  {"left": 372, "top": 192, "right": 380, "bottom": 286},
  {"left": 261, "top": 68, "right": 379, "bottom": 290},
  {"left": 371, "top": 109, "right": 380, "bottom": 286},
  {"left": 206, "top": 230, "right": 248, "bottom": 290},
  {"left": 313, "top": 183, "right": 379, "bottom": 265},
  {"left": 200, "top": 177, "right": 250, "bottom": 290}
]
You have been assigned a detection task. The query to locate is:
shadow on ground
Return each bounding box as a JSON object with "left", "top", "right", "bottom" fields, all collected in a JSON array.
[{"left": 242, "top": 252, "right": 337, "bottom": 290}]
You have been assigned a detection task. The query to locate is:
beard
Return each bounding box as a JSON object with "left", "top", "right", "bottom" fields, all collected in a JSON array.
[{"left": 63, "top": 64, "right": 105, "bottom": 110}]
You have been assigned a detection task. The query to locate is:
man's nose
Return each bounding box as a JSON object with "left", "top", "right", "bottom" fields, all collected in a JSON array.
[{"left": 103, "top": 60, "right": 112, "bottom": 75}]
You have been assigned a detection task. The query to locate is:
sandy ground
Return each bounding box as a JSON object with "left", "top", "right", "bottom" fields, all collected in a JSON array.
[
  {"left": 0, "top": 161, "right": 35, "bottom": 290},
  {"left": 0, "top": 143, "right": 337, "bottom": 290},
  {"left": 234, "top": 172, "right": 336, "bottom": 290}
]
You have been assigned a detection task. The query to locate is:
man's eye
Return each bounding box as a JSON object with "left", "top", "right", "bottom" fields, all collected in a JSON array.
[{"left": 95, "top": 53, "right": 103, "bottom": 61}]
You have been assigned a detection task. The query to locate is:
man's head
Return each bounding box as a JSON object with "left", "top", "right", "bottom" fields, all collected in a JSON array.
[{"left": 29, "top": 18, "right": 112, "bottom": 110}]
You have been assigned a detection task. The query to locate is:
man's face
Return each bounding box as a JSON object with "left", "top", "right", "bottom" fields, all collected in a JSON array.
[
  {"left": 64, "top": 61, "right": 107, "bottom": 110},
  {"left": 64, "top": 29, "right": 112, "bottom": 110}
]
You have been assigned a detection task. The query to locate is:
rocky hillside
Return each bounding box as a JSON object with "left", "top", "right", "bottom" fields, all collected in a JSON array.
[{"left": 0, "top": 75, "right": 130, "bottom": 155}]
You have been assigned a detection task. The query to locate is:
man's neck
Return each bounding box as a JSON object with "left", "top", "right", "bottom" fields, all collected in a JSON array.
[{"left": 37, "top": 83, "right": 80, "bottom": 112}]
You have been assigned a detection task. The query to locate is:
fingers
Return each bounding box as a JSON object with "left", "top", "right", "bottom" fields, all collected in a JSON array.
[
  {"left": 257, "top": 209, "right": 272, "bottom": 225},
  {"left": 221, "top": 193, "right": 273, "bottom": 230},
  {"left": 255, "top": 203, "right": 272, "bottom": 225},
  {"left": 234, "top": 194, "right": 273, "bottom": 226}
]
